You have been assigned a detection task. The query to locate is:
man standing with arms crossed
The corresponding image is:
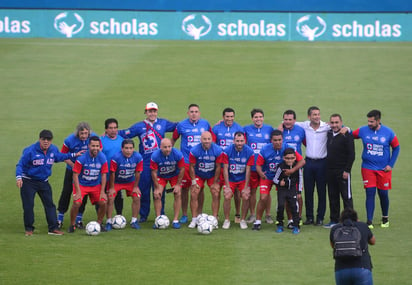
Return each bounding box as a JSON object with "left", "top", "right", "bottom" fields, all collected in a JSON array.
[
  {"left": 352, "top": 110, "right": 400, "bottom": 228},
  {"left": 118, "top": 102, "right": 177, "bottom": 223},
  {"left": 324, "top": 114, "right": 355, "bottom": 229},
  {"left": 172, "top": 104, "right": 214, "bottom": 224}
]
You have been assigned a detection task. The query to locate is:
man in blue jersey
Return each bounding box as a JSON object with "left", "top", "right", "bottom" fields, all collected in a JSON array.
[
  {"left": 106, "top": 139, "right": 143, "bottom": 230},
  {"left": 353, "top": 110, "right": 400, "bottom": 228},
  {"left": 16, "top": 130, "right": 83, "bottom": 236},
  {"left": 57, "top": 122, "right": 98, "bottom": 229},
  {"left": 172, "top": 103, "right": 214, "bottom": 224},
  {"left": 151, "top": 138, "right": 185, "bottom": 229},
  {"left": 222, "top": 132, "right": 255, "bottom": 230},
  {"left": 253, "top": 130, "right": 305, "bottom": 231},
  {"left": 118, "top": 102, "right": 177, "bottom": 223},
  {"left": 244, "top": 108, "right": 274, "bottom": 224},
  {"left": 68, "top": 136, "right": 108, "bottom": 233},
  {"left": 101, "top": 118, "right": 124, "bottom": 217},
  {"left": 212, "top": 107, "right": 245, "bottom": 223},
  {"left": 188, "top": 131, "right": 224, "bottom": 228}
]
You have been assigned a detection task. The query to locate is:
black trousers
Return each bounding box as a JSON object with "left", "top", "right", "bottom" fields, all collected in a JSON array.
[
  {"left": 327, "top": 168, "right": 353, "bottom": 223},
  {"left": 276, "top": 189, "right": 299, "bottom": 227}
]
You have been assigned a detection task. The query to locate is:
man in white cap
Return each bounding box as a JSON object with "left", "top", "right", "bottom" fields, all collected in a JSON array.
[{"left": 118, "top": 102, "right": 177, "bottom": 223}]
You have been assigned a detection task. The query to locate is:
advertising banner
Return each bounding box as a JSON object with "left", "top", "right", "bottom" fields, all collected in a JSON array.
[{"left": 0, "top": 10, "right": 410, "bottom": 42}]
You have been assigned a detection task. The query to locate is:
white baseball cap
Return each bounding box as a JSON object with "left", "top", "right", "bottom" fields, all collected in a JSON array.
[{"left": 145, "top": 102, "right": 158, "bottom": 111}]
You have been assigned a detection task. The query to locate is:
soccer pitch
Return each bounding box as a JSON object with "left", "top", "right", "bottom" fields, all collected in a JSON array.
[{"left": 0, "top": 39, "right": 411, "bottom": 284}]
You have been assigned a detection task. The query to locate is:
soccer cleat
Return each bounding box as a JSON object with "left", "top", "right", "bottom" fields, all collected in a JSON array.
[
  {"left": 57, "top": 221, "right": 63, "bottom": 230},
  {"left": 152, "top": 223, "right": 158, "bottom": 229},
  {"left": 131, "top": 221, "right": 141, "bottom": 230},
  {"left": 48, "top": 229, "right": 64, "bottom": 236},
  {"left": 172, "top": 222, "right": 181, "bottom": 229},
  {"left": 246, "top": 214, "right": 256, "bottom": 224},
  {"left": 276, "top": 226, "right": 284, "bottom": 233},
  {"left": 25, "top": 231, "right": 33, "bottom": 236},
  {"left": 179, "top": 215, "right": 188, "bottom": 224},
  {"left": 240, "top": 220, "right": 248, "bottom": 230},
  {"left": 100, "top": 224, "right": 107, "bottom": 232},
  {"left": 381, "top": 221, "right": 390, "bottom": 228},
  {"left": 234, "top": 214, "right": 241, "bottom": 224},
  {"left": 323, "top": 222, "right": 337, "bottom": 229},
  {"left": 68, "top": 225, "right": 75, "bottom": 233},
  {"left": 105, "top": 222, "right": 113, "bottom": 231},
  {"left": 292, "top": 227, "right": 300, "bottom": 235},
  {"left": 188, "top": 220, "right": 197, "bottom": 229},
  {"left": 222, "top": 220, "right": 231, "bottom": 230},
  {"left": 75, "top": 221, "right": 84, "bottom": 230},
  {"left": 252, "top": 223, "right": 261, "bottom": 231},
  {"left": 287, "top": 221, "right": 294, "bottom": 229},
  {"left": 265, "top": 215, "right": 274, "bottom": 224},
  {"left": 367, "top": 221, "right": 374, "bottom": 229}
]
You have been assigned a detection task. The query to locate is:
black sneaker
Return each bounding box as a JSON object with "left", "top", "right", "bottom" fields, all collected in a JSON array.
[
  {"left": 57, "top": 221, "right": 63, "bottom": 230},
  {"left": 100, "top": 224, "right": 107, "bottom": 232},
  {"left": 287, "top": 222, "right": 294, "bottom": 229},
  {"left": 303, "top": 219, "right": 314, "bottom": 225},
  {"left": 76, "top": 221, "right": 84, "bottom": 230},
  {"left": 315, "top": 219, "right": 323, "bottom": 226},
  {"left": 252, "top": 223, "right": 261, "bottom": 231},
  {"left": 68, "top": 225, "right": 75, "bottom": 233}
]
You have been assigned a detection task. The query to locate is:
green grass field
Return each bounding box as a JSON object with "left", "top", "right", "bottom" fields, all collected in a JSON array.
[{"left": 0, "top": 39, "right": 411, "bottom": 285}]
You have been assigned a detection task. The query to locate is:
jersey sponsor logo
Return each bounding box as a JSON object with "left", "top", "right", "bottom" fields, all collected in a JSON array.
[
  {"left": 33, "top": 159, "right": 44, "bottom": 165},
  {"left": 54, "top": 12, "right": 84, "bottom": 38},
  {"left": 182, "top": 14, "right": 212, "bottom": 40},
  {"left": 296, "top": 15, "right": 327, "bottom": 41},
  {"left": 46, "top": 158, "right": 55, "bottom": 165},
  {"left": 229, "top": 163, "right": 246, "bottom": 174},
  {"left": 188, "top": 136, "right": 195, "bottom": 142},
  {"left": 366, "top": 143, "right": 384, "bottom": 156},
  {"left": 219, "top": 139, "right": 226, "bottom": 146}
]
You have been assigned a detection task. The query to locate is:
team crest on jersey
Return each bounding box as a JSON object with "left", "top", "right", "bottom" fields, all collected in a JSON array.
[
  {"left": 251, "top": 143, "right": 257, "bottom": 149},
  {"left": 241, "top": 158, "right": 247, "bottom": 163},
  {"left": 367, "top": 143, "right": 373, "bottom": 150},
  {"left": 269, "top": 163, "right": 276, "bottom": 169},
  {"left": 200, "top": 128, "right": 206, "bottom": 132},
  {"left": 84, "top": 169, "right": 90, "bottom": 175},
  {"left": 96, "top": 163, "right": 101, "bottom": 168},
  {"left": 50, "top": 153, "right": 54, "bottom": 158},
  {"left": 219, "top": 139, "right": 226, "bottom": 146},
  {"left": 156, "top": 125, "right": 162, "bottom": 131},
  {"left": 264, "top": 134, "right": 270, "bottom": 139},
  {"left": 230, "top": 164, "right": 236, "bottom": 170},
  {"left": 380, "top": 137, "right": 386, "bottom": 143},
  {"left": 294, "top": 135, "right": 300, "bottom": 141},
  {"left": 143, "top": 133, "right": 158, "bottom": 150}
]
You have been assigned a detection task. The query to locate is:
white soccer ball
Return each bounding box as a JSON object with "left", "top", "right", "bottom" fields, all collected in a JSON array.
[
  {"left": 85, "top": 221, "right": 101, "bottom": 236},
  {"left": 112, "top": 215, "right": 127, "bottom": 229},
  {"left": 206, "top": 215, "right": 219, "bottom": 229},
  {"left": 197, "top": 220, "right": 213, "bottom": 235},
  {"left": 197, "top": 213, "right": 209, "bottom": 225},
  {"left": 155, "top": 215, "right": 170, "bottom": 229}
]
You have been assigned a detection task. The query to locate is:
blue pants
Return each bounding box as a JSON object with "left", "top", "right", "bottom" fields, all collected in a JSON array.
[
  {"left": 335, "top": 268, "right": 373, "bottom": 285},
  {"left": 304, "top": 158, "right": 327, "bottom": 221},
  {"left": 139, "top": 163, "right": 165, "bottom": 219},
  {"left": 20, "top": 178, "right": 58, "bottom": 232}
]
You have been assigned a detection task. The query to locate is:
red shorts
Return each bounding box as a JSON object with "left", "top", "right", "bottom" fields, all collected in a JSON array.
[
  {"left": 249, "top": 171, "right": 260, "bottom": 189},
  {"left": 259, "top": 179, "right": 274, "bottom": 194},
  {"left": 224, "top": 181, "right": 246, "bottom": 194},
  {"left": 195, "top": 176, "right": 215, "bottom": 189},
  {"left": 157, "top": 175, "right": 180, "bottom": 188},
  {"left": 181, "top": 163, "right": 191, "bottom": 188},
  {"left": 109, "top": 182, "right": 140, "bottom": 198},
  {"left": 361, "top": 168, "right": 392, "bottom": 190},
  {"left": 73, "top": 184, "right": 106, "bottom": 205}
]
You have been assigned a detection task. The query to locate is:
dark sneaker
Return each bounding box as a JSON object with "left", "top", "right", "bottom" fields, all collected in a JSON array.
[
  {"left": 252, "top": 223, "right": 261, "bottom": 231},
  {"left": 303, "top": 219, "right": 314, "bottom": 225},
  {"left": 131, "top": 221, "right": 141, "bottom": 230},
  {"left": 100, "top": 224, "right": 107, "bottom": 232},
  {"left": 292, "top": 227, "right": 300, "bottom": 235},
  {"left": 179, "top": 215, "right": 188, "bottom": 224},
  {"left": 68, "top": 225, "right": 75, "bottom": 233},
  {"left": 315, "top": 219, "right": 323, "bottom": 226},
  {"left": 105, "top": 222, "right": 113, "bottom": 231},
  {"left": 323, "top": 222, "right": 337, "bottom": 229},
  {"left": 276, "top": 226, "right": 284, "bottom": 233},
  {"left": 172, "top": 222, "right": 181, "bottom": 229},
  {"left": 287, "top": 221, "right": 294, "bottom": 229},
  {"left": 57, "top": 221, "right": 63, "bottom": 230},
  {"left": 76, "top": 221, "right": 84, "bottom": 230},
  {"left": 139, "top": 217, "right": 147, "bottom": 223},
  {"left": 48, "top": 229, "right": 64, "bottom": 236}
]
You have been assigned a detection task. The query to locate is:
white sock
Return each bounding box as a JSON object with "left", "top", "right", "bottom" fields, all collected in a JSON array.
[
  {"left": 173, "top": 220, "right": 179, "bottom": 223},
  {"left": 106, "top": 218, "right": 112, "bottom": 224},
  {"left": 255, "top": 220, "right": 261, "bottom": 225},
  {"left": 131, "top": 217, "right": 137, "bottom": 223}
]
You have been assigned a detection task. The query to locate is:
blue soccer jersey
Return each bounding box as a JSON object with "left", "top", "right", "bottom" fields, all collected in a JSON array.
[
  {"left": 61, "top": 132, "right": 99, "bottom": 170},
  {"left": 173, "top": 118, "right": 212, "bottom": 163},
  {"left": 212, "top": 121, "right": 244, "bottom": 151},
  {"left": 110, "top": 151, "right": 143, "bottom": 184},
  {"left": 282, "top": 124, "right": 306, "bottom": 155},
  {"left": 118, "top": 119, "right": 177, "bottom": 161},
  {"left": 150, "top": 148, "right": 185, "bottom": 179},
  {"left": 189, "top": 143, "right": 224, "bottom": 179},
  {"left": 353, "top": 125, "right": 400, "bottom": 170},
  {"left": 243, "top": 124, "right": 274, "bottom": 171},
  {"left": 73, "top": 151, "right": 108, "bottom": 187},
  {"left": 223, "top": 144, "right": 255, "bottom": 182},
  {"left": 100, "top": 135, "right": 124, "bottom": 163}
]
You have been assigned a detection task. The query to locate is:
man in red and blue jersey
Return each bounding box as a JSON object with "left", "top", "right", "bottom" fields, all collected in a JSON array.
[
  {"left": 68, "top": 136, "right": 108, "bottom": 233},
  {"left": 253, "top": 130, "right": 305, "bottom": 231},
  {"left": 118, "top": 102, "right": 177, "bottom": 223},
  {"left": 244, "top": 108, "right": 274, "bottom": 224},
  {"left": 106, "top": 139, "right": 143, "bottom": 231},
  {"left": 151, "top": 138, "right": 185, "bottom": 229},
  {"left": 352, "top": 110, "right": 400, "bottom": 228},
  {"left": 212, "top": 107, "right": 245, "bottom": 223},
  {"left": 221, "top": 132, "right": 255, "bottom": 230},
  {"left": 172, "top": 103, "right": 214, "bottom": 224},
  {"left": 188, "top": 131, "right": 224, "bottom": 228},
  {"left": 16, "top": 130, "right": 83, "bottom": 236},
  {"left": 57, "top": 122, "right": 99, "bottom": 229}
]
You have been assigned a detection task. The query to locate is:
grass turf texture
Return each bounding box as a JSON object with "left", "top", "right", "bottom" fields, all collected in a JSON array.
[{"left": 0, "top": 39, "right": 411, "bottom": 285}]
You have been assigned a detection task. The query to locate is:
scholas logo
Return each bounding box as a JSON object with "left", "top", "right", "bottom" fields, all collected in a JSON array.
[
  {"left": 296, "top": 15, "right": 327, "bottom": 41},
  {"left": 54, "top": 12, "right": 84, "bottom": 38}
]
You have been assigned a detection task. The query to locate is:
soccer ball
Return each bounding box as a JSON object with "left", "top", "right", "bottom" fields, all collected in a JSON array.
[
  {"left": 197, "top": 220, "right": 213, "bottom": 235},
  {"left": 206, "top": 215, "right": 219, "bottom": 229},
  {"left": 85, "top": 221, "right": 101, "bottom": 236},
  {"left": 197, "top": 213, "right": 209, "bottom": 225},
  {"left": 112, "top": 215, "right": 127, "bottom": 229},
  {"left": 155, "top": 215, "right": 170, "bottom": 229}
]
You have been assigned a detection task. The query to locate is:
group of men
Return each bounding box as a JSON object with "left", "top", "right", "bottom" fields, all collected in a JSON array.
[{"left": 16, "top": 103, "right": 400, "bottom": 236}]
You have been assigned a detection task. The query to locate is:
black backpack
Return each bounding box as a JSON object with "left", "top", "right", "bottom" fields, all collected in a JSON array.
[{"left": 333, "top": 222, "right": 363, "bottom": 259}]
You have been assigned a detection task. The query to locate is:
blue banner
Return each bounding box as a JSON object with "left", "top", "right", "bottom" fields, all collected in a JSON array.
[
  {"left": 0, "top": 0, "right": 411, "bottom": 13},
  {"left": 0, "top": 10, "right": 411, "bottom": 41}
]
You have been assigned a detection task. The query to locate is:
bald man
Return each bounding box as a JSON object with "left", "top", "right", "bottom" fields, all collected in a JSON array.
[
  {"left": 150, "top": 138, "right": 185, "bottom": 229},
  {"left": 188, "top": 131, "right": 225, "bottom": 228}
]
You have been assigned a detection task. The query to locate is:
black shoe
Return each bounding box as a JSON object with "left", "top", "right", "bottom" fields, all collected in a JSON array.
[
  {"left": 252, "top": 223, "right": 261, "bottom": 231},
  {"left": 100, "top": 224, "right": 107, "bottom": 232},
  {"left": 287, "top": 222, "right": 294, "bottom": 229},
  {"left": 315, "top": 219, "right": 323, "bottom": 226},
  {"left": 68, "top": 225, "right": 75, "bottom": 233},
  {"left": 76, "top": 221, "right": 84, "bottom": 230},
  {"left": 303, "top": 219, "right": 314, "bottom": 225},
  {"left": 57, "top": 221, "right": 63, "bottom": 230}
]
